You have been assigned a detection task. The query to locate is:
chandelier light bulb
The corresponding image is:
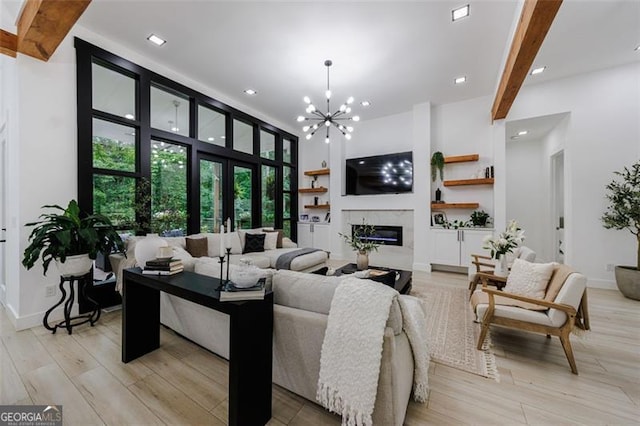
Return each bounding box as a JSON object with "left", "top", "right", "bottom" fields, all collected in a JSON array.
[
  {"left": 313, "top": 124, "right": 319, "bottom": 130},
  {"left": 303, "top": 96, "right": 311, "bottom": 104},
  {"left": 297, "top": 116, "right": 305, "bottom": 122},
  {"left": 347, "top": 126, "right": 354, "bottom": 132},
  {"left": 306, "top": 134, "right": 312, "bottom": 140},
  {"left": 324, "top": 120, "right": 330, "bottom": 127},
  {"left": 347, "top": 96, "right": 354, "bottom": 104},
  {"left": 346, "top": 107, "right": 352, "bottom": 114},
  {"left": 309, "top": 104, "right": 316, "bottom": 112},
  {"left": 303, "top": 126, "right": 310, "bottom": 132},
  {"left": 345, "top": 133, "right": 352, "bottom": 140},
  {"left": 325, "top": 90, "right": 332, "bottom": 99},
  {"left": 338, "top": 124, "right": 344, "bottom": 130},
  {"left": 352, "top": 116, "right": 360, "bottom": 122},
  {"left": 339, "top": 104, "right": 346, "bottom": 112},
  {"left": 325, "top": 137, "right": 330, "bottom": 144}
]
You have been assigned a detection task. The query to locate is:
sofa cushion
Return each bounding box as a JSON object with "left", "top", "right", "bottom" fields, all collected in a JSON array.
[
  {"left": 264, "top": 228, "right": 284, "bottom": 248},
  {"left": 273, "top": 270, "right": 343, "bottom": 315},
  {"left": 244, "top": 233, "right": 266, "bottom": 253},
  {"left": 186, "top": 237, "right": 208, "bottom": 258},
  {"left": 238, "top": 228, "right": 267, "bottom": 251},
  {"left": 264, "top": 232, "right": 279, "bottom": 250},
  {"left": 164, "top": 236, "right": 186, "bottom": 249}
]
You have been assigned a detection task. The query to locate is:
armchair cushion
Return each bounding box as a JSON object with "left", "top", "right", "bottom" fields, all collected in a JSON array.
[
  {"left": 504, "top": 259, "right": 554, "bottom": 299},
  {"left": 544, "top": 263, "right": 574, "bottom": 302}
]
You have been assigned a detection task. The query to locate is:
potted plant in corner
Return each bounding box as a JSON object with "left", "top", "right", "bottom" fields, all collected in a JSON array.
[
  {"left": 22, "top": 200, "right": 124, "bottom": 277},
  {"left": 339, "top": 220, "right": 381, "bottom": 271},
  {"left": 601, "top": 161, "right": 640, "bottom": 300}
]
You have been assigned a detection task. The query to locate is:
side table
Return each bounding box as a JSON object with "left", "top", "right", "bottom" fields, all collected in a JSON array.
[{"left": 43, "top": 273, "right": 101, "bottom": 334}]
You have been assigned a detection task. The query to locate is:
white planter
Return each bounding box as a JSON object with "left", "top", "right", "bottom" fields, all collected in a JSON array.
[{"left": 56, "top": 254, "right": 93, "bottom": 277}]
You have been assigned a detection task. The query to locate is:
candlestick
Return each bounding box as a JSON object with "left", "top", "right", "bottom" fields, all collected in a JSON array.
[
  {"left": 225, "top": 220, "right": 232, "bottom": 249},
  {"left": 218, "top": 255, "right": 226, "bottom": 290},
  {"left": 225, "top": 247, "right": 232, "bottom": 282},
  {"left": 219, "top": 224, "right": 225, "bottom": 255}
]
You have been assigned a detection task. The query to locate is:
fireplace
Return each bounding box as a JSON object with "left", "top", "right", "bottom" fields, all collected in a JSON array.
[{"left": 351, "top": 225, "right": 403, "bottom": 247}]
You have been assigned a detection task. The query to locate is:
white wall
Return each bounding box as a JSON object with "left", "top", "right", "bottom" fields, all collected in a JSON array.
[{"left": 508, "top": 63, "right": 640, "bottom": 288}]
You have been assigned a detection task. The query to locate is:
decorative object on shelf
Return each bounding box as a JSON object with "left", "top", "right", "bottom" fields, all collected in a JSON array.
[
  {"left": 300, "top": 214, "right": 309, "bottom": 221},
  {"left": 311, "top": 176, "right": 318, "bottom": 188},
  {"left": 435, "top": 188, "right": 443, "bottom": 203},
  {"left": 470, "top": 210, "right": 490, "bottom": 227},
  {"left": 325, "top": 212, "right": 331, "bottom": 223},
  {"left": 490, "top": 165, "right": 494, "bottom": 178},
  {"left": 298, "top": 60, "right": 360, "bottom": 144},
  {"left": 311, "top": 215, "right": 321, "bottom": 222},
  {"left": 322, "top": 160, "right": 327, "bottom": 168},
  {"left": 482, "top": 220, "right": 526, "bottom": 276},
  {"left": 443, "top": 219, "right": 469, "bottom": 229},
  {"left": 135, "top": 233, "right": 169, "bottom": 268},
  {"left": 339, "top": 220, "right": 381, "bottom": 271},
  {"left": 22, "top": 200, "right": 124, "bottom": 276},
  {"left": 431, "top": 211, "right": 447, "bottom": 226},
  {"left": 431, "top": 151, "right": 445, "bottom": 182},
  {"left": 601, "top": 160, "right": 640, "bottom": 300},
  {"left": 314, "top": 196, "right": 319, "bottom": 206}
]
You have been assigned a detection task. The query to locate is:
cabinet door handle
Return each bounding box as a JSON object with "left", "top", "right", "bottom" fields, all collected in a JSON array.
[{"left": 311, "top": 223, "right": 314, "bottom": 233}]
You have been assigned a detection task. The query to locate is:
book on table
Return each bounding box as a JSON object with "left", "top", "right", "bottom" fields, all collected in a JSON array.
[
  {"left": 219, "top": 278, "right": 266, "bottom": 301},
  {"left": 144, "top": 258, "right": 183, "bottom": 274},
  {"left": 142, "top": 267, "right": 184, "bottom": 276}
]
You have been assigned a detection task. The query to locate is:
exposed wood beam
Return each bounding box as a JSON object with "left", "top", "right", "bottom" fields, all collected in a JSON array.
[
  {"left": 17, "top": 0, "right": 91, "bottom": 61},
  {"left": 0, "top": 29, "right": 18, "bottom": 57},
  {"left": 491, "top": 0, "right": 562, "bottom": 121}
]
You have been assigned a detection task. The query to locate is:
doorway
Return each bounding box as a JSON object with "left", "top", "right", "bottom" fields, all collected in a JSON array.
[{"left": 551, "top": 150, "right": 565, "bottom": 263}]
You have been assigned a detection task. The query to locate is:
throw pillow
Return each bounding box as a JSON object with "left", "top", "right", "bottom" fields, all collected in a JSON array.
[
  {"left": 264, "top": 232, "right": 278, "bottom": 250},
  {"left": 185, "top": 237, "right": 208, "bottom": 258},
  {"left": 264, "top": 228, "right": 284, "bottom": 248},
  {"left": 504, "top": 258, "right": 555, "bottom": 299},
  {"left": 243, "top": 233, "right": 266, "bottom": 254},
  {"left": 312, "top": 266, "right": 329, "bottom": 276}
]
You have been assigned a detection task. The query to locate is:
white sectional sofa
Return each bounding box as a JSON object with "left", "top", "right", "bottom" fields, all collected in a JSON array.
[
  {"left": 110, "top": 229, "right": 328, "bottom": 291},
  {"left": 161, "top": 265, "right": 417, "bottom": 426}
]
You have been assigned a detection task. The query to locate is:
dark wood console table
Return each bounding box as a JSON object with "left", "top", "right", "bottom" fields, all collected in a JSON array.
[{"left": 122, "top": 268, "right": 273, "bottom": 426}]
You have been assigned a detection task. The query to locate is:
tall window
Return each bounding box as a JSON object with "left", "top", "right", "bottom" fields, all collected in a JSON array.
[{"left": 76, "top": 38, "right": 298, "bottom": 239}]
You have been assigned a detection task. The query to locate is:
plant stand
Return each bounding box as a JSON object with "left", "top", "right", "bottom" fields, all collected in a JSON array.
[{"left": 43, "top": 273, "right": 100, "bottom": 335}]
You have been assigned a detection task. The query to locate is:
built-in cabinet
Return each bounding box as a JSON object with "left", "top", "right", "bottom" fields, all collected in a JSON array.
[
  {"left": 430, "top": 228, "right": 492, "bottom": 268},
  {"left": 297, "top": 222, "right": 331, "bottom": 252},
  {"left": 431, "top": 153, "right": 493, "bottom": 210}
]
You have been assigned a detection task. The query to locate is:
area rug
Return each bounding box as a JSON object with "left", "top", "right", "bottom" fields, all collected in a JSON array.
[{"left": 411, "top": 285, "right": 499, "bottom": 381}]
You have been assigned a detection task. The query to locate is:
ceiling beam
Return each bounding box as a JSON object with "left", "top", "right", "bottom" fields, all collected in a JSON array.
[
  {"left": 17, "top": 0, "right": 91, "bottom": 61},
  {"left": 0, "top": 29, "right": 18, "bottom": 57},
  {"left": 491, "top": 0, "right": 562, "bottom": 121}
]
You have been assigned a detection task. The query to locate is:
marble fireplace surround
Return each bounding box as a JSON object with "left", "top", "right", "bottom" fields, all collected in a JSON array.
[{"left": 341, "top": 210, "right": 414, "bottom": 270}]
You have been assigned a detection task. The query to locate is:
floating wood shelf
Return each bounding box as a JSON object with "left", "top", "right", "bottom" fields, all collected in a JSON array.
[
  {"left": 444, "top": 154, "right": 479, "bottom": 164},
  {"left": 298, "top": 187, "right": 328, "bottom": 193},
  {"left": 443, "top": 178, "right": 494, "bottom": 187},
  {"left": 304, "top": 168, "right": 330, "bottom": 176},
  {"left": 431, "top": 202, "right": 480, "bottom": 209},
  {"left": 304, "top": 204, "right": 331, "bottom": 209}
]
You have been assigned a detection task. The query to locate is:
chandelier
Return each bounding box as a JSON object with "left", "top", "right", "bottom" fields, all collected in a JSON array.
[{"left": 297, "top": 60, "right": 360, "bottom": 144}]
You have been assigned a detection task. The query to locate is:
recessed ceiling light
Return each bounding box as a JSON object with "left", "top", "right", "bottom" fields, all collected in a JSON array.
[
  {"left": 452, "top": 5, "right": 469, "bottom": 21},
  {"left": 244, "top": 89, "right": 257, "bottom": 95},
  {"left": 147, "top": 34, "right": 166, "bottom": 46},
  {"left": 531, "top": 66, "right": 546, "bottom": 75},
  {"left": 518, "top": 130, "right": 528, "bottom": 136},
  {"left": 124, "top": 113, "right": 134, "bottom": 120},
  {"left": 360, "top": 101, "right": 371, "bottom": 107},
  {"left": 454, "top": 76, "right": 467, "bottom": 84},
  {"left": 635, "top": 45, "right": 640, "bottom": 51}
]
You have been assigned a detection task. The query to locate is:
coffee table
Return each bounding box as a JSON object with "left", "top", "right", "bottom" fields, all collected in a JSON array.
[{"left": 333, "top": 263, "right": 412, "bottom": 294}]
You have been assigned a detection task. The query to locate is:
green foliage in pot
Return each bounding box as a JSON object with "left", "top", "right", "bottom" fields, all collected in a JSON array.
[
  {"left": 431, "top": 151, "right": 445, "bottom": 182},
  {"left": 339, "top": 219, "right": 381, "bottom": 254},
  {"left": 470, "top": 210, "right": 490, "bottom": 227},
  {"left": 22, "top": 200, "right": 125, "bottom": 275},
  {"left": 601, "top": 161, "right": 640, "bottom": 270}
]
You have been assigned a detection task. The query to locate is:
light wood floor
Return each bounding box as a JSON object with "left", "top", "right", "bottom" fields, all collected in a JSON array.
[{"left": 1, "top": 269, "right": 639, "bottom": 425}]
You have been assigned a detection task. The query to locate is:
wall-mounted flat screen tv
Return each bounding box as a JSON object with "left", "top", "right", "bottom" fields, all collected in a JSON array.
[{"left": 345, "top": 151, "right": 413, "bottom": 195}]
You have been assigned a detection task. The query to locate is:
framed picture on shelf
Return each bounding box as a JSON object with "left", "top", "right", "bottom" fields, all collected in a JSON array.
[
  {"left": 299, "top": 214, "right": 309, "bottom": 222},
  {"left": 431, "top": 211, "right": 447, "bottom": 227},
  {"left": 324, "top": 212, "right": 331, "bottom": 223}
]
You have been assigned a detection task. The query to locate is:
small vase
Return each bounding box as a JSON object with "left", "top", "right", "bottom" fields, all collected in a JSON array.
[
  {"left": 356, "top": 251, "right": 369, "bottom": 271},
  {"left": 494, "top": 254, "right": 508, "bottom": 277}
]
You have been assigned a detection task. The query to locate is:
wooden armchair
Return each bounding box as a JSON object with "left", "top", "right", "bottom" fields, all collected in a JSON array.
[
  {"left": 468, "top": 246, "right": 536, "bottom": 298},
  {"left": 471, "top": 266, "right": 590, "bottom": 374}
]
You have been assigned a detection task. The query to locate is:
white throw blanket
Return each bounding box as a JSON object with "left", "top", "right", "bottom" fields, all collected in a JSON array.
[{"left": 317, "top": 278, "right": 430, "bottom": 425}]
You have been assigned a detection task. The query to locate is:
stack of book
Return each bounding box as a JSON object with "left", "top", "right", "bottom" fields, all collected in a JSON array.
[
  {"left": 142, "top": 258, "right": 184, "bottom": 275},
  {"left": 219, "top": 278, "right": 266, "bottom": 301}
]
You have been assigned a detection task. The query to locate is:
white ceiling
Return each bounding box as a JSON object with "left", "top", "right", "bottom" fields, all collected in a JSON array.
[
  {"left": 506, "top": 112, "right": 569, "bottom": 143},
  {"left": 6, "top": 1, "right": 640, "bottom": 130}
]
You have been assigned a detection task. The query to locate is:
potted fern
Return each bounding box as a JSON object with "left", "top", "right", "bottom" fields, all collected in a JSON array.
[
  {"left": 22, "top": 200, "right": 124, "bottom": 277},
  {"left": 601, "top": 161, "right": 640, "bottom": 300}
]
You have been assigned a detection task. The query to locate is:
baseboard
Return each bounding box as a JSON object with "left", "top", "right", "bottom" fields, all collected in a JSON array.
[
  {"left": 412, "top": 262, "right": 431, "bottom": 272},
  {"left": 431, "top": 264, "right": 467, "bottom": 274},
  {"left": 12, "top": 303, "right": 79, "bottom": 331},
  {"left": 586, "top": 278, "right": 617, "bottom": 290}
]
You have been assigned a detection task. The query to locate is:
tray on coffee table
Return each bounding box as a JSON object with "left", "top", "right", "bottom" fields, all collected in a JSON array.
[{"left": 333, "top": 263, "right": 412, "bottom": 294}]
